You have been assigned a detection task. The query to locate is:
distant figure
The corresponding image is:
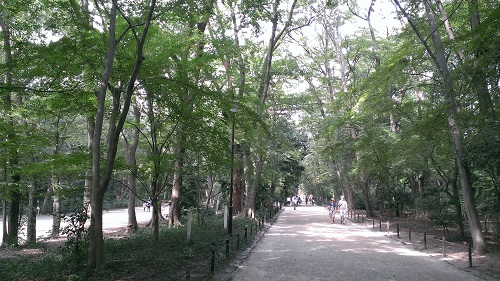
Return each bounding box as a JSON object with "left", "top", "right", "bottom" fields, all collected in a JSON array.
[
  {"left": 338, "top": 195, "right": 348, "bottom": 224},
  {"left": 292, "top": 195, "right": 298, "bottom": 210},
  {"left": 143, "top": 202, "right": 147, "bottom": 212},
  {"left": 146, "top": 200, "right": 151, "bottom": 212},
  {"left": 328, "top": 198, "right": 337, "bottom": 223},
  {"left": 286, "top": 197, "right": 291, "bottom": 206},
  {"left": 37, "top": 205, "right": 40, "bottom": 215}
]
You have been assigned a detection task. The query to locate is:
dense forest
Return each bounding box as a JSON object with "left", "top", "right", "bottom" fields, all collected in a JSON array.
[{"left": 1, "top": 0, "right": 498, "bottom": 273}]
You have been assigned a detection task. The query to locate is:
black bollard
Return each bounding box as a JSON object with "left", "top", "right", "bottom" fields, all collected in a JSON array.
[
  {"left": 424, "top": 232, "right": 427, "bottom": 249},
  {"left": 409, "top": 228, "right": 412, "bottom": 243},
  {"left": 397, "top": 224, "right": 400, "bottom": 238}
]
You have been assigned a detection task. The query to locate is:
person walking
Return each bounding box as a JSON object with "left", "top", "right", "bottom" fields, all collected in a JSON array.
[
  {"left": 338, "top": 195, "right": 348, "bottom": 224},
  {"left": 292, "top": 195, "right": 298, "bottom": 210},
  {"left": 328, "top": 198, "right": 337, "bottom": 223}
]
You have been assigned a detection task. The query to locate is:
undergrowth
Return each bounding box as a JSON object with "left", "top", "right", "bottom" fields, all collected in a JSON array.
[{"left": 0, "top": 215, "right": 262, "bottom": 281}]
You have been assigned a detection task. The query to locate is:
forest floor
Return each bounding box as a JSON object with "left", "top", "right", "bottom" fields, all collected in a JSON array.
[
  {"left": 1, "top": 209, "right": 499, "bottom": 280},
  {"left": 359, "top": 212, "right": 500, "bottom": 280}
]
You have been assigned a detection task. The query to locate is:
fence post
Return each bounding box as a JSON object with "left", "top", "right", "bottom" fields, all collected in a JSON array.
[
  {"left": 397, "top": 224, "right": 400, "bottom": 238},
  {"left": 379, "top": 219, "right": 382, "bottom": 231},
  {"left": 409, "top": 228, "right": 412, "bottom": 243},
  {"left": 424, "top": 232, "right": 427, "bottom": 249},
  {"left": 373, "top": 219, "right": 375, "bottom": 228}
]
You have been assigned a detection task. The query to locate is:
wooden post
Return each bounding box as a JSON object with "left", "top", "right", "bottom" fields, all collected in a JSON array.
[
  {"left": 424, "top": 232, "right": 427, "bottom": 249},
  {"left": 397, "top": 224, "right": 400, "bottom": 238},
  {"left": 409, "top": 228, "right": 412, "bottom": 243},
  {"left": 373, "top": 219, "right": 375, "bottom": 228}
]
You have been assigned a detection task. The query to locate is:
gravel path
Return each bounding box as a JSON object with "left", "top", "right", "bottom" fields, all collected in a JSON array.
[
  {"left": 0, "top": 207, "right": 153, "bottom": 243},
  {"left": 221, "top": 205, "right": 484, "bottom": 281}
]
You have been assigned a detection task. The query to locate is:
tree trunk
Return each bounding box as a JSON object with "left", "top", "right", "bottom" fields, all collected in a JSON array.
[
  {"left": 267, "top": 182, "right": 277, "bottom": 215},
  {"left": 244, "top": 153, "right": 263, "bottom": 218},
  {"left": 170, "top": 133, "right": 184, "bottom": 227},
  {"left": 1, "top": 8, "right": 21, "bottom": 247},
  {"left": 347, "top": 187, "right": 355, "bottom": 211},
  {"left": 467, "top": 0, "right": 495, "bottom": 122},
  {"left": 51, "top": 179, "right": 61, "bottom": 238},
  {"left": 88, "top": 0, "right": 156, "bottom": 271},
  {"left": 123, "top": 102, "right": 140, "bottom": 231},
  {"left": 359, "top": 171, "right": 374, "bottom": 217},
  {"left": 450, "top": 165, "right": 465, "bottom": 238},
  {"left": 26, "top": 180, "right": 37, "bottom": 244},
  {"left": 409, "top": 174, "right": 425, "bottom": 219},
  {"left": 2, "top": 199, "right": 7, "bottom": 245},
  {"left": 233, "top": 166, "right": 243, "bottom": 214},
  {"left": 239, "top": 142, "right": 252, "bottom": 217},
  {"left": 422, "top": 0, "right": 487, "bottom": 253}
]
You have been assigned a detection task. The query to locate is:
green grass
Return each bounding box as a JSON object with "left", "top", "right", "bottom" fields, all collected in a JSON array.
[{"left": 0, "top": 216, "right": 263, "bottom": 281}]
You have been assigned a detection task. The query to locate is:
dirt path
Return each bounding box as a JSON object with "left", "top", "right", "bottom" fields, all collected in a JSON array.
[{"left": 218, "top": 205, "right": 496, "bottom": 281}]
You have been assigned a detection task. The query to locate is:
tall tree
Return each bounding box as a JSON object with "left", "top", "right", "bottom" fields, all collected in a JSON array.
[
  {"left": 393, "top": 0, "right": 487, "bottom": 253},
  {"left": 87, "top": 0, "right": 157, "bottom": 271},
  {"left": 1, "top": 3, "right": 22, "bottom": 246}
]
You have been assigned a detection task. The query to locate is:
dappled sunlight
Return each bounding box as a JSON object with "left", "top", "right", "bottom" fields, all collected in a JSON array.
[{"left": 270, "top": 207, "right": 438, "bottom": 260}]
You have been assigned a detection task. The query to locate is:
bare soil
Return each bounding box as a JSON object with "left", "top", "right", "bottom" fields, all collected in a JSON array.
[{"left": 359, "top": 213, "right": 500, "bottom": 280}]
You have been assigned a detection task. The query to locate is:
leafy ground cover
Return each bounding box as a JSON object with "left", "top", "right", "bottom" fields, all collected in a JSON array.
[
  {"left": 353, "top": 211, "right": 500, "bottom": 280},
  {"left": 0, "top": 216, "right": 261, "bottom": 281},
  {"left": 2, "top": 210, "right": 499, "bottom": 280}
]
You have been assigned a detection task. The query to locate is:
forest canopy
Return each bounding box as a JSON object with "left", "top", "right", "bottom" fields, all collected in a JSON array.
[{"left": 0, "top": 0, "right": 498, "bottom": 272}]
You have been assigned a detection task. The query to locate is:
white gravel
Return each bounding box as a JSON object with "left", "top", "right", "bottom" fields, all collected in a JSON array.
[
  {"left": 0, "top": 207, "right": 153, "bottom": 243},
  {"left": 222, "top": 205, "right": 484, "bottom": 281}
]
